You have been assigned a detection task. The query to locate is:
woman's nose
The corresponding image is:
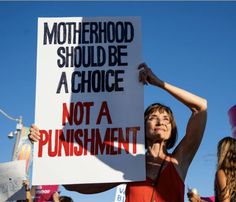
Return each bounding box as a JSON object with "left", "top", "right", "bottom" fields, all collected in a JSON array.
[{"left": 155, "top": 118, "right": 163, "bottom": 125}]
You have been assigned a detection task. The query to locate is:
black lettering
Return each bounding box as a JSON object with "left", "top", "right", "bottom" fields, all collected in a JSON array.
[
  {"left": 57, "top": 22, "right": 67, "bottom": 44},
  {"left": 43, "top": 22, "right": 57, "bottom": 45},
  {"left": 57, "top": 47, "right": 66, "bottom": 67},
  {"left": 56, "top": 72, "right": 68, "bottom": 93}
]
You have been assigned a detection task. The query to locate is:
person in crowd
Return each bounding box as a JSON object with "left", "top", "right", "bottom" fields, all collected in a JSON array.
[
  {"left": 24, "top": 180, "right": 33, "bottom": 202},
  {"left": 16, "top": 180, "right": 33, "bottom": 202},
  {"left": 214, "top": 136, "right": 236, "bottom": 202},
  {"left": 17, "top": 180, "right": 73, "bottom": 202},
  {"left": 52, "top": 191, "right": 74, "bottom": 202},
  {"left": 187, "top": 136, "right": 236, "bottom": 202},
  {"left": 187, "top": 188, "right": 214, "bottom": 202},
  {"left": 29, "top": 63, "right": 207, "bottom": 202},
  {"left": 187, "top": 188, "right": 203, "bottom": 202}
]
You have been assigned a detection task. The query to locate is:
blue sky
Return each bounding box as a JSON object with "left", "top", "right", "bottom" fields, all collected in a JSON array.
[{"left": 0, "top": 1, "right": 236, "bottom": 201}]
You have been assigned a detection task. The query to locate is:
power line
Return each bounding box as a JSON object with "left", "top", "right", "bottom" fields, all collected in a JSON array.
[{"left": 0, "top": 108, "right": 19, "bottom": 122}]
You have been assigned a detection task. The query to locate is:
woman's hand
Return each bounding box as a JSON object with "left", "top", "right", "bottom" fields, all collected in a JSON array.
[
  {"left": 138, "top": 63, "right": 164, "bottom": 87},
  {"left": 28, "top": 124, "right": 40, "bottom": 142},
  {"left": 52, "top": 192, "right": 60, "bottom": 202},
  {"left": 23, "top": 180, "right": 30, "bottom": 191},
  {"left": 187, "top": 190, "right": 202, "bottom": 202}
]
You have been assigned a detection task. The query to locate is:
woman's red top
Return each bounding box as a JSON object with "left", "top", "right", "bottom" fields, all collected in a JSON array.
[{"left": 125, "top": 162, "right": 184, "bottom": 202}]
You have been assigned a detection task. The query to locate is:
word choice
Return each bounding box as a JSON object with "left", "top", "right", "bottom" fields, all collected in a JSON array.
[{"left": 56, "top": 69, "right": 124, "bottom": 93}]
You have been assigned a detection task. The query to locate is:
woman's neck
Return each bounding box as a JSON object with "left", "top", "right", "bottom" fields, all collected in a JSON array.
[{"left": 147, "top": 141, "right": 167, "bottom": 158}]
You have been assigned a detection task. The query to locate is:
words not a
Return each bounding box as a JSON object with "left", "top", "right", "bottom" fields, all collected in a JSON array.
[{"left": 38, "top": 126, "right": 140, "bottom": 157}]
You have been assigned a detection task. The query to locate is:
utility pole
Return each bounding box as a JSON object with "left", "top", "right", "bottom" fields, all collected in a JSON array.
[{"left": 0, "top": 108, "right": 23, "bottom": 160}]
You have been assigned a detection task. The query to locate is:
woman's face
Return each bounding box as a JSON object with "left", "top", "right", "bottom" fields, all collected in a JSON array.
[{"left": 145, "top": 110, "right": 172, "bottom": 142}]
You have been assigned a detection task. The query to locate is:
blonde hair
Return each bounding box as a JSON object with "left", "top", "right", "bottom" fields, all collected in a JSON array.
[{"left": 215, "top": 136, "right": 236, "bottom": 201}]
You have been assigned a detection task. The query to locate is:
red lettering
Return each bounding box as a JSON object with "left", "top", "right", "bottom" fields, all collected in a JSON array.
[
  {"left": 118, "top": 128, "right": 129, "bottom": 154},
  {"left": 95, "top": 128, "right": 109, "bottom": 155},
  {"left": 74, "top": 102, "right": 84, "bottom": 125},
  {"left": 84, "top": 102, "right": 94, "bottom": 124},
  {"left": 128, "top": 127, "right": 140, "bottom": 154},
  {"left": 38, "top": 130, "right": 49, "bottom": 157},
  {"left": 96, "top": 101, "right": 112, "bottom": 124},
  {"left": 62, "top": 102, "right": 94, "bottom": 126},
  {"left": 48, "top": 130, "right": 58, "bottom": 157},
  {"left": 83, "top": 129, "right": 96, "bottom": 155},
  {"left": 69, "top": 130, "right": 74, "bottom": 156},
  {"left": 58, "top": 129, "right": 70, "bottom": 156},
  {"left": 74, "top": 129, "right": 84, "bottom": 156},
  {"left": 62, "top": 103, "right": 73, "bottom": 125},
  {"left": 37, "top": 126, "right": 140, "bottom": 157},
  {"left": 110, "top": 128, "right": 118, "bottom": 155}
]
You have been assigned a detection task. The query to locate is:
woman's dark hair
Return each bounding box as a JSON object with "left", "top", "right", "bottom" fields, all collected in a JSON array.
[
  {"left": 60, "top": 196, "right": 74, "bottom": 202},
  {"left": 144, "top": 103, "right": 178, "bottom": 149}
]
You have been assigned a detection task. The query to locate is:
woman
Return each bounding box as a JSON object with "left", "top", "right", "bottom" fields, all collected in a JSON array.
[
  {"left": 30, "top": 63, "right": 207, "bottom": 201},
  {"left": 123, "top": 63, "right": 207, "bottom": 202},
  {"left": 16, "top": 180, "right": 33, "bottom": 202},
  {"left": 215, "top": 136, "right": 236, "bottom": 202},
  {"left": 52, "top": 192, "right": 74, "bottom": 202}
]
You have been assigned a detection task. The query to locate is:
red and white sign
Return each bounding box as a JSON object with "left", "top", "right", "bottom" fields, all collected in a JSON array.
[
  {"left": 33, "top": 16, "right": 145, "bottom": 185},
  {"left": 34, "top": 185, "right": 59, "bottom": 202}
]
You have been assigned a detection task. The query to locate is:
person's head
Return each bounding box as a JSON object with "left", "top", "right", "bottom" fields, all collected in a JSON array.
[
  {"left": 217, "top": 136, "right": 236, "bottom": 170},
  {"left": 59, "top": 196, "right": 73, "bottom": 202},
  {"left": 187, "top": 190, "right": 201, "bottom": 202},
  {"left": 144, "top": 103, "right": 178, "bottom": 149},
  {"left": 215, "top": 136, "right": 236, "bottom": 201}
]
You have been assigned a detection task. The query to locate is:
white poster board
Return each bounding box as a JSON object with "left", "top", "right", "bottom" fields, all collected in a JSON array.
[
  {"left": 0, "top": 160, "right": 26, "bottom": 202},
  {"left": 33, "top": 16, "right": 145, "bottom": 185}
]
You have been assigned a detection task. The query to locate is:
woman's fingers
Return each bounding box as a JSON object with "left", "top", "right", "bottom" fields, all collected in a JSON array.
[
  {"left": 138, "top": 63, "right": 149, "bottom": 85},
  {"left": 29, "top": 124, "right": 40, "bottom": 142}
]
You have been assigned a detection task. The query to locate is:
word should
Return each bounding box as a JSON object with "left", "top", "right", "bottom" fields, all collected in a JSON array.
[{"left": 57, "top": 45, "right": 128, "bottom": 68}]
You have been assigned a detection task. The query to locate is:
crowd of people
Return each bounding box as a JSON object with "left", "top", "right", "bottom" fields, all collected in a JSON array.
[
  {"left": 26, "top": 63, "right": 235, "bottom": 202},
  {"left": 16, "top": 180, "right": 73, "bottom": 202}
]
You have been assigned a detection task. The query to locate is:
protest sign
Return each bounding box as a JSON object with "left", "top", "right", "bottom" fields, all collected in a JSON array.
[
  {"left": 34, "top": 185, "right": 59, "bottom": 202},
  {"left": 0, "top": 160, "right": 26, "bottom": 202},
  {"left": 114, "top": 184, "right": 126, "bottom": 202},
  {"left": 33, "top": 16, "right": 145, "bottom": 185}
]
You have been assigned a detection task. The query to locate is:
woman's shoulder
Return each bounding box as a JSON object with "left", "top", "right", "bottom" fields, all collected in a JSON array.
[
  {"left": 215, "top": 169, "right": 227, "bottom": 190},
  {"left": 216, "top": 169, "right": 226, "bottom": 179}
]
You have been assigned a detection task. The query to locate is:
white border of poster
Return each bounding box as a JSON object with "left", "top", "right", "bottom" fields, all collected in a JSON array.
[{"left": 33, "top": 16, "right": 145, "bottom": 185}]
